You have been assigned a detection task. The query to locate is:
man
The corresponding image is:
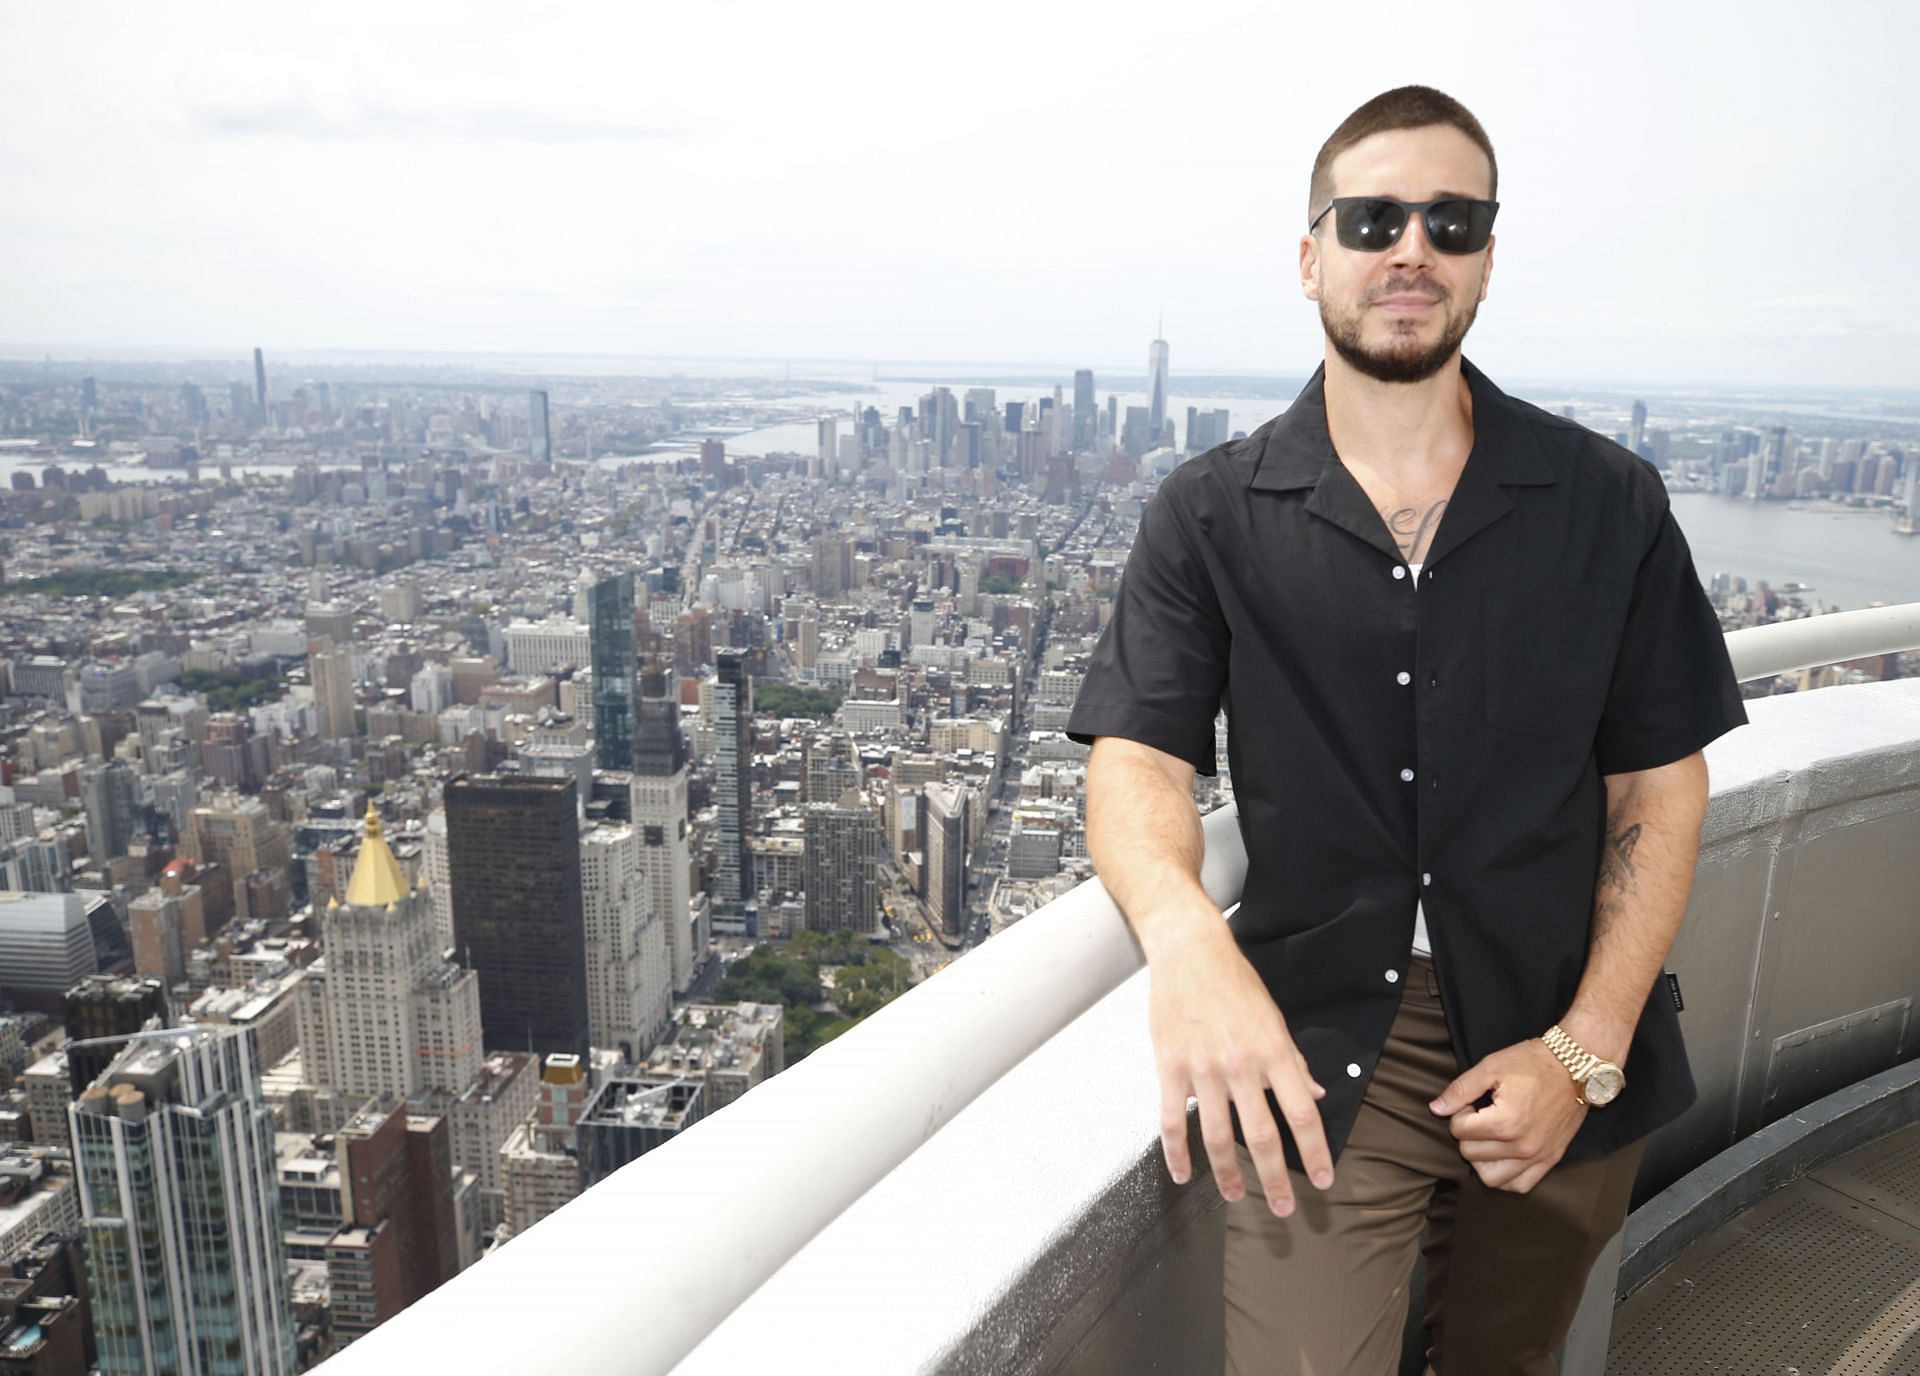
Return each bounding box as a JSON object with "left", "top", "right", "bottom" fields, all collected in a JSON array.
[{"left": 1064, "top": 86, "right": 1748, "bottom": 1375}]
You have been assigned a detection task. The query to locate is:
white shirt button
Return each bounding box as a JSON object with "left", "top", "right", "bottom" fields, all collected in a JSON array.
[
  {"left": 1346, "top": 1062, "right": 1363, "bottom": 1078},
  {"left": 1422, "top": 872, "right": 1432, "bottom": 886},
  {"left": 1400, "top": 768, "right": 1415, "bottom": 782},
  {"left": 1385, "top": 969, "right": 1400, "bottom": 984},
  {"left": 1396, "top": 670, "right": 1411, "bottom": 685},
  {"left": 1392, "top": 565, "right": 1407, "bottom": 580}
]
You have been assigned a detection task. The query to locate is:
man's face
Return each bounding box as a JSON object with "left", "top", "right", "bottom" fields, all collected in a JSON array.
[{"left": 1300, "top": 124, "right": 1496, "bottom": 384}]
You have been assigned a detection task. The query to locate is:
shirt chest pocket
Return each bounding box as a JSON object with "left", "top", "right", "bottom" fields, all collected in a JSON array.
[{"left": 1481, "top": 583, "right": 1618, "bottom": 738}]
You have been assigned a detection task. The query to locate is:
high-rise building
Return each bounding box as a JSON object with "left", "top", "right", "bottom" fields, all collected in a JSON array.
[
  {"left": 128, "top": 866, "right": 206, "bottom": 987},
  {"left": 1147, "top": 330, "right": 1171, "bottom": 445},
  {"left": 810, "top": 534, "right": 848, "bottom": 600},
  {"left": 200, "top": 712, "right": 265, "bottom": 792},
  {"left": 252, "top": 347, "right": 269, "bottom": 420},
  {"left": 423, "top": 809, "right": 453, "bottom": 953},
  {"left": 1073, "top": 369, "right": 1096, "bottom": 450},
  {"left": 298, "top": 806, "right": 483, "bottom": 1100},
  {"left": 699, "top": 437, "right": 727, "bottom": 485},
  {"left": 528, "top": 389, "right": 551, "bottom": 465},
  {"left": 63, "top": 974, "right": 170, "bottom": 1096},
  {"left": 79, "top": 759, "right": 140, "bottom": 863},
  {"left": 632, "top": 660, "right": 699, "bottom": 996},
  {"left": 311, "top": 645, "right": 357, "bottom": 741},
  {"left": 0, "top": 894, "right": 101, "bottom": 1014},
  {"left": 803, "top": 790, "right": 882, "bottom": 936},
  {"left": 72, "top": 1025, "right": 297, "bottom": 1376},
  {"left": 325, "top": 1100, "right": 460, "bottom": 1346},
  {"left": 24, "top": 1050, "right": 74, "bottom": 1149},
  {"left": 500, "top": 1053, "right": 591, "bottom": 1237},
  {"left": 579, "top": 823, "right": 671, "bottom": 1064},
  {"left": 444, "top": 774, "right": 589, "bottom": 1062},
  {"left": 181, "top": 794, "right": 291, "bottom": 923},
  {"left": 712, "top": 653, "right": 753, "bottom": 911},
  {"left": 379, "top": 578, "right": 423, "bottom": 625},
  {"left": 587, "top": 571, "right": 636, "bottom": 773},
  {"left": 1629, "top": 399, "right": 1648, "bottom": 456},
  {"left": 574, "top": 1076, "right": 704, "bottom": 1189},
  {"left": 1185, "top": 405, "right": 1234, "bottom": 455},
  {"left": 923, "top": 781, "right": 971, "bottom": 940}
]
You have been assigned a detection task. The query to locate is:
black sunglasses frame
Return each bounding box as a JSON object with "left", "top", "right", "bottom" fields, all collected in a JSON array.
[{"left": 1308, "top": 196, "right": 1499, "bottom": 255}]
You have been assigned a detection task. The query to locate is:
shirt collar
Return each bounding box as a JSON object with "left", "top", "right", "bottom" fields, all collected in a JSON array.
[{"left": 1248, "top": 354, "right": 1558, "bottom": 493}]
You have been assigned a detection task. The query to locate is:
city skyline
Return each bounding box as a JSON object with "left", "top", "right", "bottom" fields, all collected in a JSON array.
[{"left": 2, "top": 2, "right": 1916, "bottom": 389}]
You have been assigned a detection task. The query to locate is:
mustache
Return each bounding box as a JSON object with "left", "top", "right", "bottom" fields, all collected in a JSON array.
[{"left": 1371, "top": 278, "right": 1447, "bottom": 303}]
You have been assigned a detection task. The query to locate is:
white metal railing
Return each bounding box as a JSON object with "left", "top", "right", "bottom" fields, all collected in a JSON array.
[
  {"left": 317, "top": 602, "right": 1920, "bottom": 1375},
  {"left": 1722, "top": 602, "right": 1920, "bottom": 683}
]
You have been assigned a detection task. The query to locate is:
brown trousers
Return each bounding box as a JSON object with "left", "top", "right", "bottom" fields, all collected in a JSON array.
[{"left": 1222, "top": 956, "right": 1644, "bottom": 1376}]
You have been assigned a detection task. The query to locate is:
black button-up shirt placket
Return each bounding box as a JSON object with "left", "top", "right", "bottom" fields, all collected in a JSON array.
[{"left": 1240, "top": 369, "right": 1564, "bottom": 1145}]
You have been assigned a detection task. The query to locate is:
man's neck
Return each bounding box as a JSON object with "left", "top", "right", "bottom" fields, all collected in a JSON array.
[{"left": 1322, "top": 348, "right": 1475, "bottom": 477}]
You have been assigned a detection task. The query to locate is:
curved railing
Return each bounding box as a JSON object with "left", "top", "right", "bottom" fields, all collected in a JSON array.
[{"left": 318, "top": 601, "right": 1920, "bottom": 1375}]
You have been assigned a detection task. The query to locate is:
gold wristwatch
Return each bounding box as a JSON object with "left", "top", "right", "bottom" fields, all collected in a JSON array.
[{"left": 1541, "top": 1025, "right": 1625, "bottom": 1107}]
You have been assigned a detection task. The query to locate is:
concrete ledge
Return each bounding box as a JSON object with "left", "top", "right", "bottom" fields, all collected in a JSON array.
[{"left": 1617, "top": 1054, "right": 1920, "bottom": 1302}]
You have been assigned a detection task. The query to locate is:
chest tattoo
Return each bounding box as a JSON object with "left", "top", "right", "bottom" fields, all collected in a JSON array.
[{"left": 1379, "top": 500, "right": 1449, "bottom": 563}]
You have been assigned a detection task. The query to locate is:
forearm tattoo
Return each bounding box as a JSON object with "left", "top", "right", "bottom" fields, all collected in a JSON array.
[{"left": 1593, "top": 806, "right": 1643, "bottom": 939}]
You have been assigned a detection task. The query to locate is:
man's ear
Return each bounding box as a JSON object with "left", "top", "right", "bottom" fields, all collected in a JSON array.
[
  {"left": 1299, "top": 233, "right": 1320, "bottom": 301},
  {"left": 1477, "top": 235, "right": 1495, "bottom": 303}
]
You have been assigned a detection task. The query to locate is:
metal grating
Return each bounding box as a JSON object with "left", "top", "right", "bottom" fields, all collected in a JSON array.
[
  {"left": 1819, "top": 1131, "right": 1920, "bottom": 1230},
  {"left": 1608, "top": 1174, "right": 1920, "bottom": 1374}
]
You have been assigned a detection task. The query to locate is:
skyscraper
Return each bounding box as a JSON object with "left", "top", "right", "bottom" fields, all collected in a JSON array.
[
  {"left": 444, "top": 774, "right": 589, "bottom": 1061},
  {"left": 923, "top": 781, "right": 971, "bottom": 940},
  {"left": 325, "top": 1101, "right": 460, "bottom": 1346},
  {"left": 810, "top": 534, "right": 849, "bottom": 600},
  {"left": 298, "top": 806, "right": 483, "bottom": 1100},
  {"left": 311, "top": 645, "right": 357, "bottom": 741},
  {"left": 1629, "top": 399, "right": 1648, "bottom": 456},
  {"left": 63, "top": 974, "right": 170, "bottom": 1096},
  {"left": 252, "top": 347, "right": 268, "bottom": 419},
  {"left": 1073, "top": 369, "right": 1096, "bottom": 450},
  {"left": 633, "top": 659, "right": 699, "bottom": 996},
  {"left": 79, "top": 759, "right": 140, "bottom": 863},
  {"left": 1147, "top": 328, "right": 1171, "bottom": 446},
  {"left": 579, "top": 824, "right": 671, "bottom": 1063},
  {"left": 528, "top": 389, "right": 552, "bottom": 465},
  {"left": 816, "top": 417, "right": 837, "bottom": 472},
  {"left": 712, "top": 653, "right": 753, "bottom": 910},
  {"left": 803, "top": 790, "right": 882, "bottom": 936},
  {"left": 180, "top": 794, "right": 292, "bottom": 924},
  {"left": 587, "top": 571, "right": 637, "bottom": 773},
  {"left": 72, "top": 1025, "right": 297, "bottom": 1376}
]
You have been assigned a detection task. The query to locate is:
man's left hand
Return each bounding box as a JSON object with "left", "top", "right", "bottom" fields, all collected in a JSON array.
[{"left": 1429, "top": 1039, "right": 1587, "bottom": 1194}]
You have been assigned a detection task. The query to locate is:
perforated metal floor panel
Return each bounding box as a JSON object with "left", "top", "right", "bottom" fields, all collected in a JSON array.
[{"left": 1609, "top": 1124, "right": 1920, "bottom": 1375}]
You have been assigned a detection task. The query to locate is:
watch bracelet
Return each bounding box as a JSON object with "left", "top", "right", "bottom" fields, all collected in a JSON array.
[{"left": 1542, "top": 1024, "right": 1599, "bottom": 1083}]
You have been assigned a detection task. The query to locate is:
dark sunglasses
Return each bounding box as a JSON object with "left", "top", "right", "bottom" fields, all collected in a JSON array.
[{"left": 1308, "top": 196, "right": 1499, "bottom": 255}]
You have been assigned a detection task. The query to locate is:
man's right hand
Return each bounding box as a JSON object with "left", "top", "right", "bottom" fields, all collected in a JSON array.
[{"left": 1149, "top": 930, "right": 1333, "bottom": 1217}]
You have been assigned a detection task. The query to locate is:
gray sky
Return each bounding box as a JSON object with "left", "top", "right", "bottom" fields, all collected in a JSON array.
[{"left": 3, "top": 0, "right": 1915, "bottom": 389}]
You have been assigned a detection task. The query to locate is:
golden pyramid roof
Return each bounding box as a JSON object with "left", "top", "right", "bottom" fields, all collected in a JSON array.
[{"left": 344, "top": 802, "right": 410, "bottom": 908}]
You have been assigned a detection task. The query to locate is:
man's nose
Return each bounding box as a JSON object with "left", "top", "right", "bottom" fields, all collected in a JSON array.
[{"left": 1386, "top": 208, "right": 1436, "bottom": 270}]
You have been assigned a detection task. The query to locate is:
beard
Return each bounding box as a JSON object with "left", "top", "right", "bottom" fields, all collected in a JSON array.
[{"left": 1320, "top": 275, "right": 1480, "bottom": 384}]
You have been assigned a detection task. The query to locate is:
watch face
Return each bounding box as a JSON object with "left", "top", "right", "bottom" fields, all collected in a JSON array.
[{"left": 1584, "top": 1064, "right": 1625, "bottom": 1106}]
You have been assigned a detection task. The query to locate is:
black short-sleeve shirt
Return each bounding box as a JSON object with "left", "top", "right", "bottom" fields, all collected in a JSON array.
[{"left": 1066, "top": 355, "right": 1749, "bottom": 1169}]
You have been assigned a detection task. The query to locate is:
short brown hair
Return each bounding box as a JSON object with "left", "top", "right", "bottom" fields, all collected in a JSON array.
[{"left": 1308, "top": 86, "right": 1497, "bottom": 228}]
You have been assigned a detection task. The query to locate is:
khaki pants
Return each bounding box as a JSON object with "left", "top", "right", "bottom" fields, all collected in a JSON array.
[{"left": 1222, "top": 956, "right": 1644, "bottom": 1376}]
